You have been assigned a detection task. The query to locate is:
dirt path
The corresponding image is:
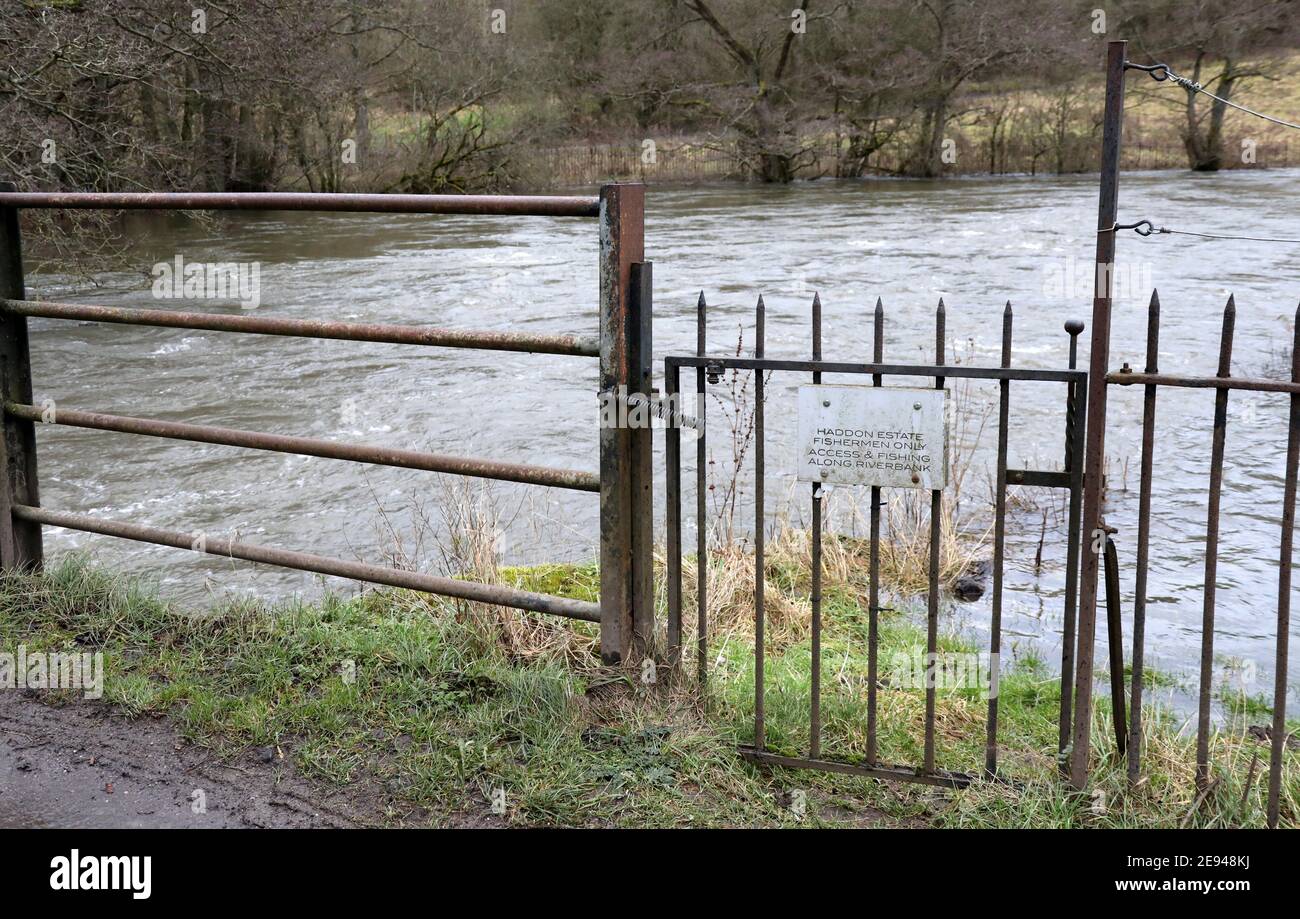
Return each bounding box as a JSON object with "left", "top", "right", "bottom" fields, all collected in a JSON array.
[{"left": 0, "top": 691, "right": 386, "bottom": 828}]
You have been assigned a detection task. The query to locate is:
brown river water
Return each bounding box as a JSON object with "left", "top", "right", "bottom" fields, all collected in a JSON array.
[{"left": 20, "top": 169, "right": 1300, "bottom": 715}]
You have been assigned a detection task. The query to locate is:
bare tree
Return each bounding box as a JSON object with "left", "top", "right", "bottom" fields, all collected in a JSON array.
[
  {"left": 894, "top": 0, "right": 1051, "bottom": 177},
  {"left": 1120, "top": 0, "right": 1300, "bottom": 171}
]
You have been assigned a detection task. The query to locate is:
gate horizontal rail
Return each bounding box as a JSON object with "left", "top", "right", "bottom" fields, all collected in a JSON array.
[
  {"left": 0, "top": 191, "right": 601, "bottom": 218},
  {"left": 666, "top": 355, "right": 1080, "bottom": 384},
  {"left": 1108, "top": 369, "right": 1300, "bottom": 395},
  {"left": 4, "top": 402, "right": 599, "bottom": 492},
  {"left": 0, "top": 184, "right": 651, "bottom": 659},
  {"left": 737, "top": 747, "right": 972, "bottom": 788},
  {"left": 1, "top": 298, "right": 599, "bottom": 357},
  {"left": 10, "top": 504, "right": 600, "bottom": 621}
]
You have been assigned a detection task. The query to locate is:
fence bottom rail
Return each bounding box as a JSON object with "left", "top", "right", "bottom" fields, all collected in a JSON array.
[
  {"left": 737, "top": 746, "right": 975, "bottom": 789},
  {"left": 7, "top": 505, "right": 600, "bottom": 622}
]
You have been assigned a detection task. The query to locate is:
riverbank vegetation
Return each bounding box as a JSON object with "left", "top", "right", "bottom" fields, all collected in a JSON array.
[
  {"left": 4, "top": 0, "right": 1299, "bottom": 208},
  {"left": 2, "top": 554, "right": 1293, "bottom": 827}
]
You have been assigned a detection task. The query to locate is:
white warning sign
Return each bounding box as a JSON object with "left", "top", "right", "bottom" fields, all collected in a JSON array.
[{"left": 797, "top": 385, "right": 948, "bottom": 489}]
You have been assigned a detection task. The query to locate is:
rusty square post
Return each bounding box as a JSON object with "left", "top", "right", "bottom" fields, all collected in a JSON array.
[
  {"left": 1070, "top": 40, "right": 1127, "bottom": 789},
  {"left": 598, "top": 182, "right": 651, "bottom": 664},
  {"left": 0, "top": 181, "right": 42, "bottom": 570}
]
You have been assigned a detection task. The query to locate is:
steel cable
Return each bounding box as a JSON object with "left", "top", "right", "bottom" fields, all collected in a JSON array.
[
  {"left": 1102, "top": 219, "right": 1300, "bottom": 244},
  {"left": 1129, "top": 61, "right": 1300, "bottom": 131}
]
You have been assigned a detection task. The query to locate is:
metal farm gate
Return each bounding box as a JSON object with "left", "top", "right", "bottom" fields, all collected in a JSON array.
[{"left": 0, "top": 183, "right": 653, "bottom": 666}]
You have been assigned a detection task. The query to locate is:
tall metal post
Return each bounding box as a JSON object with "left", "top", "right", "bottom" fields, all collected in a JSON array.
[
  {"left": 1071, "top": 40, "right": 1127, "bottom": 789},
  {"left": 0, "top": 181, "right": 42, "bottom": 571},
  {"left": 598, "top": 183, "right": 651, "bottom": 664}
]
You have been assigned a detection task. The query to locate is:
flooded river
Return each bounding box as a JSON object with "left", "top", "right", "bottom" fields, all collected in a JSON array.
[{"left": 21, "top": 168, "right": 1300, "bottom": 712}]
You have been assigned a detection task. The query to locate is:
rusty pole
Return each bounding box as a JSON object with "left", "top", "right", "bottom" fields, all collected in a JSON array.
[
  {"left": 0, "top": 182, "right": 41, "bottom": 571},
  {"left": 1268, "top": 305, "right": 1300, "bottom": 828},
  {"left": 1128, "top": 292, "right": 1160, "bottom": 784},
  {"left": 14, "top": 504, "right": 599, "bottom": 621},
  {"left": 1059, "top": 318, "right": 1085, "bottom": 765},
  {"left": 696, "top": 293, "right": 709, "bottom": 686},
  {"left": 629, "top": 260, "right": 655, "bottom": 657},
  {"left": 810, "top": 292, "right": 823, "bottom": 759},
  {"left": 1071, "top": 39, "right": 1127, "bottom": 790},
  {"left": 1196, "top": 297, "right": 1236, "bottom": 790},
  {"left": 5, "top": 402, "right": 600, "bottom": 492},
  {"left": 598, "top": 183, "right": 650, "bottom": 664},
  {"left": 0, "top": 190, "right": 601, "bottom": 218},
  {"left": 1, "top": 298, "right": 600, "bottom": 357},
  {"left": 1103, "top": 531, "right": 1128, "bottom": 753},
  {"left": 985, "top": 302, "right": 1012, "bottom": 777}
]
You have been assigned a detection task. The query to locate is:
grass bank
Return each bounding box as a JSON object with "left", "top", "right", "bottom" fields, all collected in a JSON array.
[{"left": 1, "top": 555, "right": 1294, "bottom": 828}]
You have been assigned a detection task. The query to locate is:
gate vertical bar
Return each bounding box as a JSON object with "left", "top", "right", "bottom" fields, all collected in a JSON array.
[
  {"left": 629, "top": 261, "right": 655, "bottom": 655},
  {"left": 1066, "top": 345, "right": 1089, "bottom": 763},
  {"left": 1196, "top": 296, "right": 1235, "bottom": 790},
  {"left": 666, "top": 358, "right": 682, "bottom": 668},
  {"left": 867, "top": 298, "right": 884, "bottom": 765},
  {"left": 1072, "top": 39, "right": 1127, "bottom": 789},
  {"left": 923, "top": 299, "right": 945, "bottom": 773},
  {"left": 985, "top": 302, "right": 1012, "bottom": 776},
  {"left": 1268, "top": 304, "right": 1300, "bottom": 828},
  {"left": 0, "top": 182, "right": 42, "bottom": 571},
  {"left": 598, "top": 183, "right": 647, "bottom": 664},
  {"left": 1128, "top": 291, "right": 1160, "bottom": 784},
  {"left": 1103, "top": 532, "right": 1128, "bottom": 753},
  {"left": 1060, "top": 319, "right": 1085, "bottom": 763},
  {"left": 754, "top": 295, "right": 767, "bottom": 750},
  {"left": 810, "top": 292, "right": 823, "bottom": 758},
  {"left": 696, "top": 293, "right": 709, "bottom": 686}
]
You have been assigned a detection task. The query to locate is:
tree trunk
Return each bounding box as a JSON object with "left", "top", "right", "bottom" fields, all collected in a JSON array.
[
  {"left": 749, "top": 89, "right": 795, "bottom": 183},
  {"left": 350, "top": 4, "right": 371, "bottom": 166},
  {"left": 1181, "top": 53, "right": 1232, "bottom": 172},
  {"left": 907, "top": 96, "right": 948, "bottom": 177}
]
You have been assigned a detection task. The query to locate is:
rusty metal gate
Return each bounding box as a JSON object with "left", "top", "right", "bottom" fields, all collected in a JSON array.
[
  {"left": 0, "top": 184, "right": 653, "bottom": 665},
  {"left": 664, "top": 293, "right": 1088, "bottom": 786}
]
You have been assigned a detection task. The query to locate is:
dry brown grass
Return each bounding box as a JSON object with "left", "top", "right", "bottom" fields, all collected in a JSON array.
[
  {"left": 667, "top": 492, "right": 987, "bottom": 661},
  {"left": 671, "top": 333, "right": 997, "bottom": 656},
  {"left": 372, "top": 475, "right": 599, "bottom": 664}
]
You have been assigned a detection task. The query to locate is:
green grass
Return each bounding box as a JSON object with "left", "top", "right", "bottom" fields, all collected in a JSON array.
[{"left": 1, "top": 554, "right": 1295, "bottom": 828}]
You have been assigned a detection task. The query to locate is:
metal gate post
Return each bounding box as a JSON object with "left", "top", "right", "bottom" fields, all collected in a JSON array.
[
  {"left": 597, "top": 182, "right": 651, "bottom": 664},
  {"left": 0, "top": 182, "right": 42, "bottom": 571},
  {"left": 1071, "top": 40, "right": 1127, "bottom": 789}
]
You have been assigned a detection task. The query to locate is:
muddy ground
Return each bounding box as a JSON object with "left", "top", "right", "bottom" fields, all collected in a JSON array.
[{"left": 0, "top": 691, "right": 418, "bottom": 828}]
